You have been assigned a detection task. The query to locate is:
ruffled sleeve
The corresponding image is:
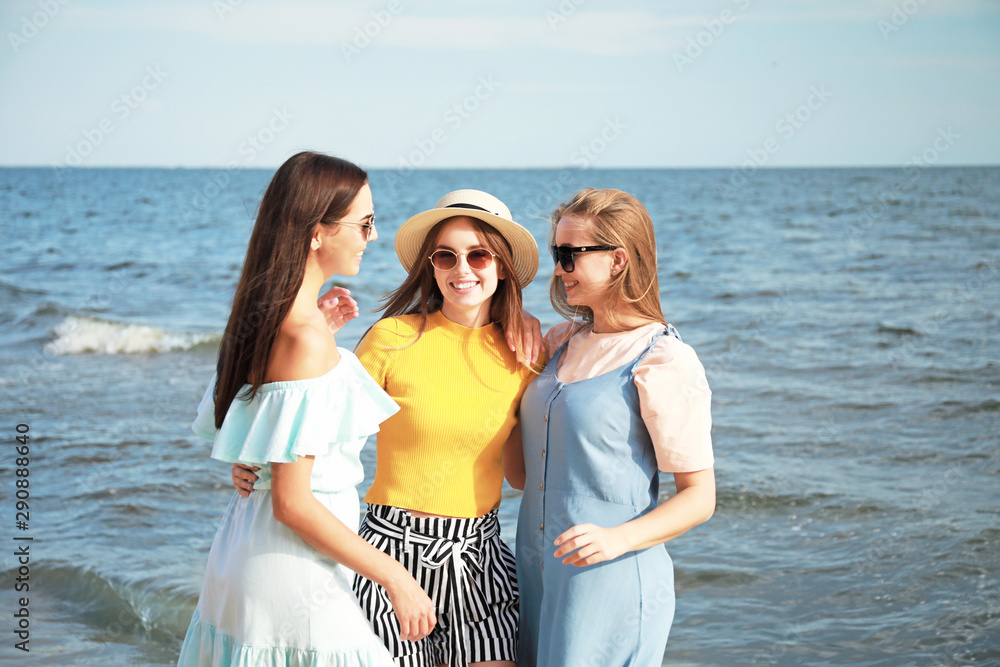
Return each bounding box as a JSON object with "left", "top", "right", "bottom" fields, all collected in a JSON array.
[
  {"left": 635, "top": 336, "right": 714, "bottom": 473},
  {"left": 192, "top": 373, "right": 219, "bottom": 441},
  {"left": 193, "top": 351, "right": 399, "bottom": 465}
]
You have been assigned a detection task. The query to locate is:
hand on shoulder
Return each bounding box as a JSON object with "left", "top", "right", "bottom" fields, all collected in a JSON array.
[{"left": 266, "top": 318, "right": 340, "bottom": 383}]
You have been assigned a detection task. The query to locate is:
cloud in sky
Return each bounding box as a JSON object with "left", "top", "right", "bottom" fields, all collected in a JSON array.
[{"left": 1, "top": 0, "right": 997, "bottom": 168}]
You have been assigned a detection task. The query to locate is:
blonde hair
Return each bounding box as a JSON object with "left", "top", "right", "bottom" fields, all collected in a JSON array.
[{"left": 548, "top": 188, "right": 666, "bottom": 330}]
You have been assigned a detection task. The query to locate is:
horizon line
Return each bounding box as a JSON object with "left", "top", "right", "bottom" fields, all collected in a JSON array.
[{"left": 3, "top": 163, "right": 998, "bottom": 171}]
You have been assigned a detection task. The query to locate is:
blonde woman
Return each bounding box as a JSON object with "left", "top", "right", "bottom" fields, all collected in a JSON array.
[{"left": 510, "top": 188, "right": 716, "bottom": 667}]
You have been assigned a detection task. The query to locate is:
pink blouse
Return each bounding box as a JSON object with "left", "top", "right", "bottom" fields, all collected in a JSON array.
[{"left": 543, "top": 320, "right": 714, "bottom": 473}]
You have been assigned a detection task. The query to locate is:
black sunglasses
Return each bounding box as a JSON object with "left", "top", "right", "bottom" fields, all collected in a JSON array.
[{"left": 550, "top": 244, "right": 617, "bottom": 273}]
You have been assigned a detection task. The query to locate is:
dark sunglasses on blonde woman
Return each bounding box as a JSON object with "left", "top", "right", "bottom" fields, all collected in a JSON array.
[
  {"left": 550, "top": 244, "right": 617, "bottom": 273},
  {"left": 429, "top": 248, "right": 497, "bottom": 271}
]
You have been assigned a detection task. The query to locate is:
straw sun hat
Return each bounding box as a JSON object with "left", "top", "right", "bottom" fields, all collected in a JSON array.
[{"left": 394, "top": 189, "right": 539, "bottom": 288}]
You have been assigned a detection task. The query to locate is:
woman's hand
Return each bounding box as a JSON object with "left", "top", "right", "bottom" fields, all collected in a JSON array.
[
  {"left": 555, "top": 470, "right": 715, "bottom": 566},
  {"left": 317, "top": 287, "right": 360, "bottom": 335},
  {"left": 232, "top": 463, "right": 260, "bottom": 497},
  {"left": 553, "top": 523, "right": 630, "bottom": 567},
  {"left": 507, "top": 308, "right": 542, "bottom": 367},
  {"left": 384, "top": 567, "right": 437, "bottom": 642}
]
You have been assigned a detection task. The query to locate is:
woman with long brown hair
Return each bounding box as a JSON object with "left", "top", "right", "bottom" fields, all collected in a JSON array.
[
  {"left": 235, "top": 189, "right": 539, "bottom": 667},
  {"left": 512, "top": 188, "right": 716, "bottom": 666},
  {"left": 178, "top": 151, "right": 434, "bottom": 666}
]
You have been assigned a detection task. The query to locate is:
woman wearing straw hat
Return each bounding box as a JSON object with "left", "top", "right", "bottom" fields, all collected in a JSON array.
[{"left": 235, "top": 189, "right": 538, "bottom": 667}]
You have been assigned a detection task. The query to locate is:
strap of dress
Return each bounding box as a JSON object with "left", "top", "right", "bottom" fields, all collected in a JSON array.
[
  {"left": 549, "top": 321, "right": 589, "bottom": 370},
  {"left": 630, "top": 323, "right": 682, "bottom": 378},
  {"left": 550, "top": 341, "right": 568, "bottom": 368}
]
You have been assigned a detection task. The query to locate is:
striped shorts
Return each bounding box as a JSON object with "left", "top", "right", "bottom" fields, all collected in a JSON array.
[{"left": 353, "top": 504, "right": 519, "bottom": 667}]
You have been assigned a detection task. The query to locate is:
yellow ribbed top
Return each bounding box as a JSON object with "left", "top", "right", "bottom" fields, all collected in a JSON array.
[{"left": 358, "top": 311, "right": 535, "bottom": 517}]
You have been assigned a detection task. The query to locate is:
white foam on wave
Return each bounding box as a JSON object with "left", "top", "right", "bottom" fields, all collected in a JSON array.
[{"left": 45, "top": 316, "right": 219, "bottom": 355}]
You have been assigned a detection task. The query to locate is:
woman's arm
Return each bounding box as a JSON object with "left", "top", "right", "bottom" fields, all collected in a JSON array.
[
  {"left": 502, "top": 421, "right": 525, "bottom": 490},
  {"left": 270, "top": 456, "right": 436, "bottom": 641},
  {"left": 506, "top": 308, "right": 542, "bottom": 366},
  {"left": 257, "top": 324, "right": 434, "bottom": 640},
  {"left": 552, "top": 467, "right": 716, "bottom": 567}
]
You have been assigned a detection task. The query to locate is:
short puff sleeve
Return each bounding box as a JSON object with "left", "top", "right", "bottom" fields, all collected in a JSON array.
[{"left": 635, "top": 337, "right": 714, "bottom": 473}]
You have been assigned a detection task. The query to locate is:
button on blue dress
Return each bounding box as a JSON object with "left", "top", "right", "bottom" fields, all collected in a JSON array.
[{"left": 517, "top": 328, "right": 677, "bottom": 667}]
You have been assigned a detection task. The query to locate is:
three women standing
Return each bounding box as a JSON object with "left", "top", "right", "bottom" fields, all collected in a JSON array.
[{"left": 198, "top": 169, "right": 714, "bottom": 666}]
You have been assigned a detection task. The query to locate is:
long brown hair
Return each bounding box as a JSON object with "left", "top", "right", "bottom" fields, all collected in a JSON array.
[
  {"left": 549, "top": 188, "right": 666, "bottom": 329},
  {"left": 214, "top": 151, "right": 368, "bottom": 427},
  {"left": 371, "top": 215, "right": 532, "bottom": 365}
]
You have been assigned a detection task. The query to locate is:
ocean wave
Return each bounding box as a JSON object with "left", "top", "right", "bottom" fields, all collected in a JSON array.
[
  {"left": 949, "top": 206, "right": 986, "bottom": 219},
  {"left": 0, "top": 278, "right": 48, "bottom": 299},
  {"left": 45, "top": 316, "right": 219, "bottom": 355},
  {"left": 716, "top": 488, "right": 835, "bottom": 513},
  {"left": 0, "top": 562, "right": 195, "bottom": 637},
  {"left": 876, "top": 323, "right": 923, "bottom": 337},
  {"left": 933, "top": 398, "right": 1000, "bottom": 418}
]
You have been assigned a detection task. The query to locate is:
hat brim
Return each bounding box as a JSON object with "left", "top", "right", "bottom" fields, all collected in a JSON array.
[{"left": 394, "top": 208, "right": 539, "bottom": 288}]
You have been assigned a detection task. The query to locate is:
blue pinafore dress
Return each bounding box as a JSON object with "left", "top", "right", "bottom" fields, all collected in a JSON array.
[{"left": 516, "top": 327, "right": 678, "bottom": 667}]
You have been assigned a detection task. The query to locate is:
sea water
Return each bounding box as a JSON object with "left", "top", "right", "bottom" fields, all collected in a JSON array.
[{"left": 1, "top": 165, "right": 997, "bottom": 665}]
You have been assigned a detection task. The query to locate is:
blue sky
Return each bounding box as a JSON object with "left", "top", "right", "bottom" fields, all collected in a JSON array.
[{"left": 1, "top": 0, "right": 998, "bottom": 168}]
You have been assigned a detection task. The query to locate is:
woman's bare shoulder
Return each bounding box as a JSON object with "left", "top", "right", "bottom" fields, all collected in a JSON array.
[{"left": 266, "top": 318, "right": 339, "bottom": 382}]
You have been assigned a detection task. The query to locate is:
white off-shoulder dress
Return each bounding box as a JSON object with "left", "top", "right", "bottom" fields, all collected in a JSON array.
[{"left": 177, "top": 349, "right": 398, "bottom": 667}]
